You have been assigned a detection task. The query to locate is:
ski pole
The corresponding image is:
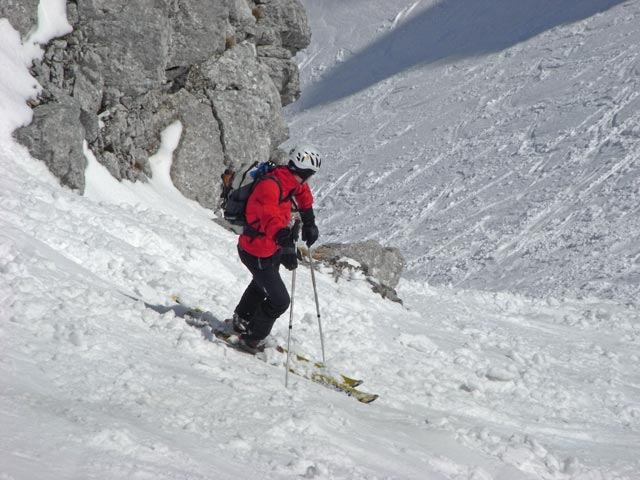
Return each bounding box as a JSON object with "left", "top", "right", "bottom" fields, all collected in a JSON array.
[
  {"left": 308, "top": 248, "right": 326, "bottom": 364},
  {"left": 285, "top": 267, "right": 296, "bottom": 388},
  {"left": 284, "top": 221, "right": 301, "bottom": 388}
]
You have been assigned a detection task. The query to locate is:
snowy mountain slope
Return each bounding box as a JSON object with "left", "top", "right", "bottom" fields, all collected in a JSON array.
[
  {"left": 3, "top": 131, "right": 640, "bottom": 478},
  {"left": 287, "top": 0, "right": 640, "bottom": 302},
  {"left": 295, "top": 0, "right": 628, "bottom": 110},
  {"left": 0, "top": 138, "right": 525, "bottom": 479},
  {"left": 2, "top": 5, "right": 640, "bottom": 480}
]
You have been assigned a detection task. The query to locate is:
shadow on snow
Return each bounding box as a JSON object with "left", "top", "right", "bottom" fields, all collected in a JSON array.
[{"left": 297, "top": 0, "right": 627, "bottom": 110}]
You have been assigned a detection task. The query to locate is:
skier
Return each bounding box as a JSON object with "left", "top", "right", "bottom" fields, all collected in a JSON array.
[{"left": 230, "top": 145, "right": 322, "bottom": 352}]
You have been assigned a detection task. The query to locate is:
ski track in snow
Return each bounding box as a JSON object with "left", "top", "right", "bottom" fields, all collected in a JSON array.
[
  {"left": 2, "top": 2, "right": 640, "bottom": 480},
  {"left": 289, "top": 0, "right": 640, "bottom": 303}
]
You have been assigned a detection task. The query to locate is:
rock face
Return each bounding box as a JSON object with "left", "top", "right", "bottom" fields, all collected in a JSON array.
[
  {"left": 4, "top": 0, "right": 311, "bottom": 208},
  {"left": 16, "top": 100, "right": 87, "bottom": 191}
]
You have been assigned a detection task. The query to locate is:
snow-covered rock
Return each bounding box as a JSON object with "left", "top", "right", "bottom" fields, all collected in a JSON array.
[{"left": 7, "top": 0, "right": 310, "bottom": 208}]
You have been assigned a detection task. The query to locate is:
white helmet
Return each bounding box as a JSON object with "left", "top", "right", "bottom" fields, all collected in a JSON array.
[{"left": 288, "top": 144, "right": 322, "bottom": 178}]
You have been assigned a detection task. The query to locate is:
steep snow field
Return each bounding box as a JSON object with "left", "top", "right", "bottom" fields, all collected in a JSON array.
[
  {"left": 287, "top": 0, "right": 640, "bottom": 302},
  {"left": 3, "top": 135, "right": 640, "bottom": 479},
  {"left": 2, "top": 3, "right": 640, "bottom": 480}
]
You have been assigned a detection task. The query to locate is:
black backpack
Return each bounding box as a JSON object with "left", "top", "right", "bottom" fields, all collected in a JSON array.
[{"left": 219, "top": 161, "right": 285, "bottom": 235}]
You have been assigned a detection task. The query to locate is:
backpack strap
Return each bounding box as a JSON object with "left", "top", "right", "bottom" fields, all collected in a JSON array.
[{"left": 264, "top": 176, "right": 300, "bottom": 209}]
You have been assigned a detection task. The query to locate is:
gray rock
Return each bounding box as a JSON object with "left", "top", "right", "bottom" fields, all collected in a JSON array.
[
  {"left": 75, "top": 0, "right": 171, "bottom": 95},
  {"left": 89, "top": 89, "right": 159, "bottom": 182},
  {"left": 72, "top": 63, "right": 104, "bottom": 115},
  {"left": 15, "top": 0, "right": 311, "bottom": 211},
  {"left": 258, "top": 52, "right": 301, "bottom": 105},
  {"left": 200, "top": 42, "right": 288, "bottom": 167},
  {"left": 154, "top": 89, "right": 226, "bottom": 209},
  {"left": 252, "top": 0, "right": 311, "bottom": 51},
  {"left": 16, "top": 101, "right": 87, "bottom": 192},
  {"left": 28, "top": 40, "right": 71, "bottom": 100},
  {"left": 256, "top": 44, "right": 291, "bottom": 60},
  {"left": 314, "top": 240, "right": 406, "bottom": 302},
  {"left": 210, "top": 91, "right": 277, "bottom": 167},
  {"left": 167, "top": 0, "right": 230, "bottom": 67},
  {"left": 0, "top": 0, "right": 39, "bottom": 38},
  {"left": 229, "top": 0, "right": 256, "bottom": 30},
  {"left": 79, "top": 109, "right": 100, "bottom": 144},
  {"left": 324, "top": 240, "right": 406, "bottom": 288}
]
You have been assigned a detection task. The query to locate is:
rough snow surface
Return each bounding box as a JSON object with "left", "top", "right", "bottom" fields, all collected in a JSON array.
[
  {"left": 3, "top": 136, "right": 640, "bottom": 478},
  {"left": 287, "top": 0, "right": 640, "bottom": 302},
  {"left": 2, "top": 4, "right": 640, "bottom": 480}
]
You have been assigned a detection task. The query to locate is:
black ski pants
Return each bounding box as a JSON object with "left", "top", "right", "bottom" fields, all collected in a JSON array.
[{"left": 234, "top": 245, "right": 290, "bottom": 341}]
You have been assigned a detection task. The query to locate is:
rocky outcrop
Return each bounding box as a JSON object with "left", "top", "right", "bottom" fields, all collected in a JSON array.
[
  {"left": 195, "top": 41, "right": 288, "bottom": 167},
  {"left": 250, "top": 0, "right": 311, "bottom": 105},
  {"left": 4, "top": 0, "right": 310, "bottom": 208},
  {"left": 16, "top": 99, "right": 86, "bottom": 191},
  {"left": 312, "top": 240, "right": 406, "bottom": 303}
]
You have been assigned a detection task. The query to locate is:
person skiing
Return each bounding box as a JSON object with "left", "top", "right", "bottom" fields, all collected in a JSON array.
[{"left": 230, "top": 144, "right": 322, "bottom": 352}]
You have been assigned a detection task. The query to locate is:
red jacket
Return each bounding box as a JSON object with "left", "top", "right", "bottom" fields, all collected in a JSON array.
[{"left": 239, "top": 166, "right": 313, "bottom": 258}]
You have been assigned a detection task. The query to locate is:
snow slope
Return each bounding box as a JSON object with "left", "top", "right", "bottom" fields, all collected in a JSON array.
[
  {"left": 287, "top": 0, "right": 640, "bottom": 302},
  {"left": 2, "top": 4, "right": 640, "bottom": 480}
]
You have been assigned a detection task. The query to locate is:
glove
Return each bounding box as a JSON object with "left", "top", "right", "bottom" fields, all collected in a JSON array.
[
  {"left": 302, "top": 223, "right": 319, "bottom": 247},
  {"left": 275, "top": 226, "right": 299, "bottom": 270},
  {"left": 274, "top": 227, "right": 294, "bottom": 247},
  {"left": 280, "top": 247, "right": 298, "bottom": 270},
  {"left": 299, "top": 208, "right": 319, "bottom": 247}
]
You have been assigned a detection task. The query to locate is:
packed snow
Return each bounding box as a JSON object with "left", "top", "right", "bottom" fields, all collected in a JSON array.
[{"left": 2, "top": 2, "right": 640, "bottom": 480}]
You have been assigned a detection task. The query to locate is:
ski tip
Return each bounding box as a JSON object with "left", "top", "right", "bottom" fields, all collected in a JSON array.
[
  {"left": 357, "top": 393, "right": 379, "bottom": 404},
  {"left": 343, "top": 378, "right": 363, "bottom": 388}
]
